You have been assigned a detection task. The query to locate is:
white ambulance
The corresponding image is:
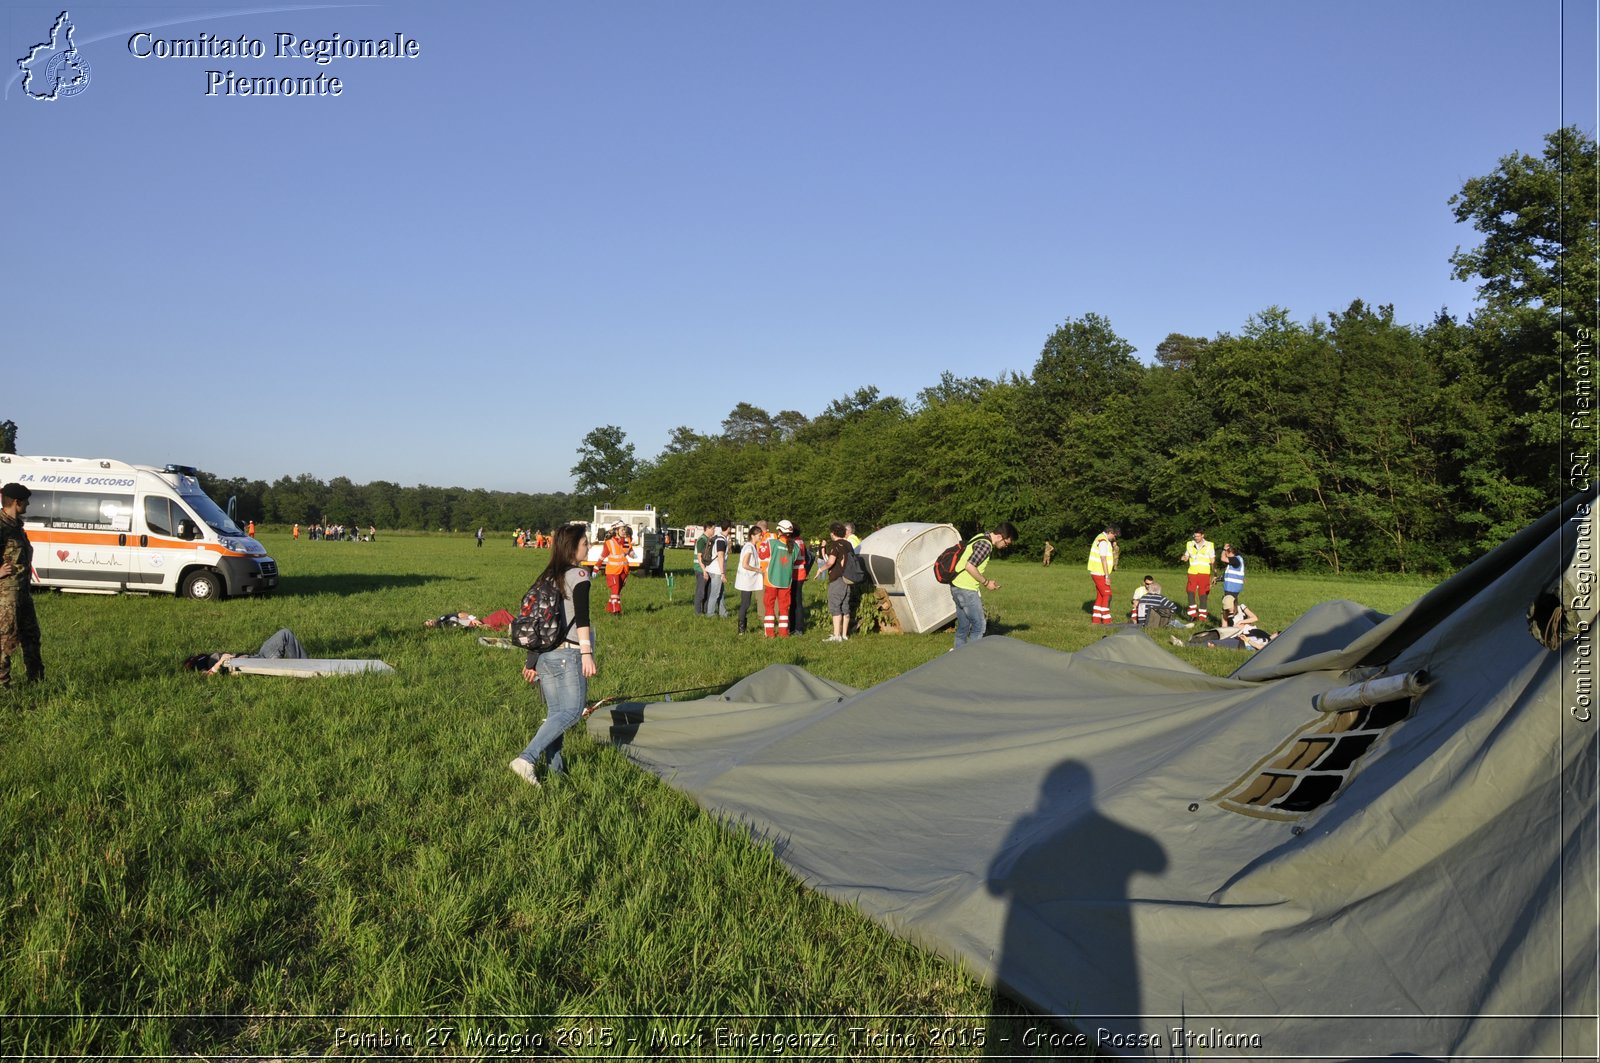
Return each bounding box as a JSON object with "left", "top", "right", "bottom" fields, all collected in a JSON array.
[
  {"left": 1, "top": 455, "right": 278, "bottom": 599},
  {"left": 581, "top": 506, "right": 665, "bottom": 575}
]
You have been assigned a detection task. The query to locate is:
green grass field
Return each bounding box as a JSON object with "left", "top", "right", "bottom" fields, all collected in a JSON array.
[{"left": 0, "top": 534, "right": 1436, "bottom": 1057}]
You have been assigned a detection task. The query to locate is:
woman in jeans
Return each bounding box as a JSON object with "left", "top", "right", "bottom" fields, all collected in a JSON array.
[
  {"left": 734, "top": 523, "right": 766, "bottom": 634},
  {"left": 509, "top": 523, "right": 596, "bottom": 788}
]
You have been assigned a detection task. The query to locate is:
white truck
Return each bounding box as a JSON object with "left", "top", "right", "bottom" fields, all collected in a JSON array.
[
  {"left": 1, "top": 454, "right": 278, "bottom": 599},
  {"left": 582, "top": 506, "right": 665, "bottom": 576}
]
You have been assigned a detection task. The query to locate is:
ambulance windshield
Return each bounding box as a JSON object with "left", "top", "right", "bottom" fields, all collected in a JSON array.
[{"left": 181, "top": 490, "right": 246, "bottom": 537}]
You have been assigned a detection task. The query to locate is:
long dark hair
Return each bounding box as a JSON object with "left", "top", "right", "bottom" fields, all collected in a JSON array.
[{"left": 535, "top": 523, "right": 588, "bottom": 589}]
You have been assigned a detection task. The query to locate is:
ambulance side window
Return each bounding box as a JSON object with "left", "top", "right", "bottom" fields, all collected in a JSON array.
[
  {"left": 145, "top": 498, "right": 200, "bottom": 540},
  {"left": 144, "top": 497, "right": 175, "bottom": 536},
  {"left": 22, "top": 489, "right": 53, "bottom": 526},
  {"left": 55, "top": 492, "right": 134, "bottom": 532}
]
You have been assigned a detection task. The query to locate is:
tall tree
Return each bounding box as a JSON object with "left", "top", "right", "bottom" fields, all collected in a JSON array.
[
  {"left": 1450, "top": 126, "right": 1597, "bottom": 326},
  {"left": 773, "top": 409, "right": 810, "bottom": 442},
  {"left": 0, "top": 420, "right": 16, "bottom": 454},
  {"left": 1017, "top": 313, "right": 1144, "bottom": 541},
  {"left": 721, "top": 403, "right": 776, "bottom": 446},
  {"left": 1153, "top": 333, "right": 1209, "bottom": 372},
  {"left": 915, "top": 371, "right": 992, "bottom": 409},
  {"left": 570, "top": 425, "right": 637, "bottom": 506},
  {"left": 1024, "top": 313, "right": 1143, "bottom": 430},
  {"left": 660, "top": 425, "right": 709, "bottom": 456},
  {"left": 1449, "top": 126, "right": 1596, "bottom": 492}
]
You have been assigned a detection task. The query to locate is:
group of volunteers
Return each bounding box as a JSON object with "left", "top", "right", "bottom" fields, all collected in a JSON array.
[
  {"left": 1088, "top": 523, "right": 1274, "bottom": 649},
  {"left": 510, "top": 528, "right": 551, "bottom": 550},
  {"left": 0, "top": 481, "right": 1275, "bottom": 803},
  {"left": 688, "top": 519, "right": 866, "bottom": 642},
  {"left": 289, "top": 522, "right": 374, "bottom": 542}
]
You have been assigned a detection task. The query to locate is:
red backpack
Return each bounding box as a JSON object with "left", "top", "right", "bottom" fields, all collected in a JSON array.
[{"left": 933, "top": 535, "right": 984, "bottom": 584}]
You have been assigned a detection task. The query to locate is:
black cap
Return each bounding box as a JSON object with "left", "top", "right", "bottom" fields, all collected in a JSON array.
[{"left": 1, "top": 483, "right": 31, "bottom": 503}]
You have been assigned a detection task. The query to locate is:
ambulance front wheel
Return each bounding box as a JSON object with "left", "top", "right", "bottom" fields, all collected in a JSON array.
[{"left": 182, "top": 570, "right": 225, "bottom": 601}]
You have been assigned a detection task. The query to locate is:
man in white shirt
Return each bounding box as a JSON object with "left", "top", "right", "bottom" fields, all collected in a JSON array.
[{"left": 702, "top": 522, "right": 729, "bottom": 618}]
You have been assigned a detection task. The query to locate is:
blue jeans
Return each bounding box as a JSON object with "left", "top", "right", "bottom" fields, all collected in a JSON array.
[
  {"left": 516, "top": 647, "right": 587, "bottom": 774},
  {"left": 257, "top": 628, "right": 306, "bottom": 659},
  {"left": 703, "top": 574, "right": 727, "bottom": 617},
  {"left": 951, "top": 586, "right": 986, "bottom": 647}
]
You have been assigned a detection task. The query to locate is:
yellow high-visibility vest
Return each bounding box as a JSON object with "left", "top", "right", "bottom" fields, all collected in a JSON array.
[
  {"left": 1184, "top": 538, "right": 1215, "bottom": 575},
  {"left": 1086, "top": 532, "right": 1116, "bottom": 576}
]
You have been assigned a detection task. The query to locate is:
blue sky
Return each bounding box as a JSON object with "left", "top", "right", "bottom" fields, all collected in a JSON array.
[{"left": 5, "top": 1, "right": 1596, "bottom": 494}]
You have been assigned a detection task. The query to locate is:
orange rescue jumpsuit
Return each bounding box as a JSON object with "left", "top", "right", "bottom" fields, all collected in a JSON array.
[{"left": 602, "top": 533, "right": 632, "bottom": 614}]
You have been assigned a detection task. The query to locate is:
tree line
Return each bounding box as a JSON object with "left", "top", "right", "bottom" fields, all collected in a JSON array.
[
  {"left": 580, "top": 128, "right": 1593, "bottom": 574},
  {"left": 197, "top": 474, "right": 580, "bottom": 540},
  {"left": 3, "top": 130, "right": 1587, "bottom": 572}
]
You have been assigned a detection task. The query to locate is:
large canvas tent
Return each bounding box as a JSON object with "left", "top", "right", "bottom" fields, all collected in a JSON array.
[{"left": 589, "top": 492, "right": 1597, "bottom": 1060}]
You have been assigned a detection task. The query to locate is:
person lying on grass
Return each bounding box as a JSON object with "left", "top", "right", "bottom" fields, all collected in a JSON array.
[
  {"left": 1175, "top": 601, "right": 1270, "bottom": 648},
  {"left": 423, "top": 608, "right": 514, "bottom": 630},
  {"left": 182, "top": 628, "right": 308, "bottom": 675},
  {"left": 1172, "top": 627, "right": 1279, "bottom": 651}
]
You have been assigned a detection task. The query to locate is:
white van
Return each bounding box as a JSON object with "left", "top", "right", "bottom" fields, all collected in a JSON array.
[
  {"left": 581, "top": 506, "right": 665, "bottom": 575},
  {"left": 1, "top": 455, "right": 278, "bottom": 599}
]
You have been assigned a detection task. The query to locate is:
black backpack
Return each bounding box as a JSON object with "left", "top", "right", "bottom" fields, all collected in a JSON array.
[
  {"left": 510, "top": 577, "right": 570, "bottom": 653},
  {"left": 841, "top": 543, "right": 870, "bottom": 585},
  {"left": 933, "top": 535, "right": 984, "bottom": 585}
]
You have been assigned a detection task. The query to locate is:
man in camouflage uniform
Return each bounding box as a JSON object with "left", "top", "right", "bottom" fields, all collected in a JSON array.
[{"left": 0, "top": 482, "right": 43, "bottom": 689}]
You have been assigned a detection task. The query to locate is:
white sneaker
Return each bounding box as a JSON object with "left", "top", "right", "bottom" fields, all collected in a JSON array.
[
  {"left": 509, "top": 757, "right": 540, "bottom": 787},
  {"left": 1170, "top": 636, "right": 1184, "bottom": 647}
]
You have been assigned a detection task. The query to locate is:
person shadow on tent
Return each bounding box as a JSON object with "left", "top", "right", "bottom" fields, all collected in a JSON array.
[{"left": 984, "top": 759, "right": 1168, "bottom": 1052}]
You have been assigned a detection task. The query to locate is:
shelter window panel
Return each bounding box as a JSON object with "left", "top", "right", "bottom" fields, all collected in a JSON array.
[{"left": 1216, "top": 696, "right": 1417, "bottom": 821}]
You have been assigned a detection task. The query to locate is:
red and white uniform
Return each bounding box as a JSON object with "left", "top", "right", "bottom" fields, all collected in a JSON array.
[
  {"left": 601, "top": 533, "right": 631, "bottom": 614},
  {"left": 1087, "top": 531, "right": 1116, "bottom": 624}
]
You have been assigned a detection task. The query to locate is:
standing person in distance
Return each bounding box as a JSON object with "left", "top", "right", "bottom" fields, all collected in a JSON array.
[
  {"left": 820, "top": 522, "right": 854, "bottom": 642},
  {"left": 600, "top": 521, "right": 632, "bottom": 614},
  {"left": 788, "top": 524, "right": 810, "bottom": 636},
  {"left": 1086, "top": 523, "right": 1119, "bottom": 625},
  {"left": 761, "top": 519, "right": 800, "bottom": 638},
  {"left": 734, "top": 522, "right": 765, "bottom": 634},
  {"left": 1180, "top": 529, "right": 1216, "bottom": 622},
  {"left": 950, "top": 522, "right": 1018, "bottom": 649},
  {"left": 703, "top": 521, "right": 729, "bottom": 619},
  {"left": 691, "top": 524, "right": 710, "bottom": 615},
  {"left": 509, "top": 523, "right": 597, "bottom": 788},
  {"left": 1219, "top": 543, "right": 1245, "bottom": 616}
]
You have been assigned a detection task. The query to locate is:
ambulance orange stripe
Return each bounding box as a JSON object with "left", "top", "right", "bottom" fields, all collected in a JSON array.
[{"left": 29, "top": 529, "right": 255, "bottom": 557}]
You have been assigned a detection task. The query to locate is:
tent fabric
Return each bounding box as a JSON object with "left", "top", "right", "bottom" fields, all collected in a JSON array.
[{"left": 588, "top": 492, "right": 1597, "bottom": 1060}]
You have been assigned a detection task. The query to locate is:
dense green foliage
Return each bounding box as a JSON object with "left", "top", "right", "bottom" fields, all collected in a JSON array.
[
  {"left": 0, "top": 533, "right": 1434, "bottom": 1056},
  {"left": 624, "top": 128, "right": 1591, "bottom": 574},
  {"left": 628, "top": 293, "right": 1557, "bottom": 574},
  {"left": 200, "top": 472, "right": 580, "bottom": 539}
]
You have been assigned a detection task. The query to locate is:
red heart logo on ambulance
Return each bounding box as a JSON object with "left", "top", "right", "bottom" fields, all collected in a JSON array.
[{"left": 57, "top": 550, "right": 69, "bottom": 561}]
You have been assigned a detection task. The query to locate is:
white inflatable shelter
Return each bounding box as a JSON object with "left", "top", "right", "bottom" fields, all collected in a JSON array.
[{"left": 856, "top": 522, "right": 962, "bottom": 635}]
